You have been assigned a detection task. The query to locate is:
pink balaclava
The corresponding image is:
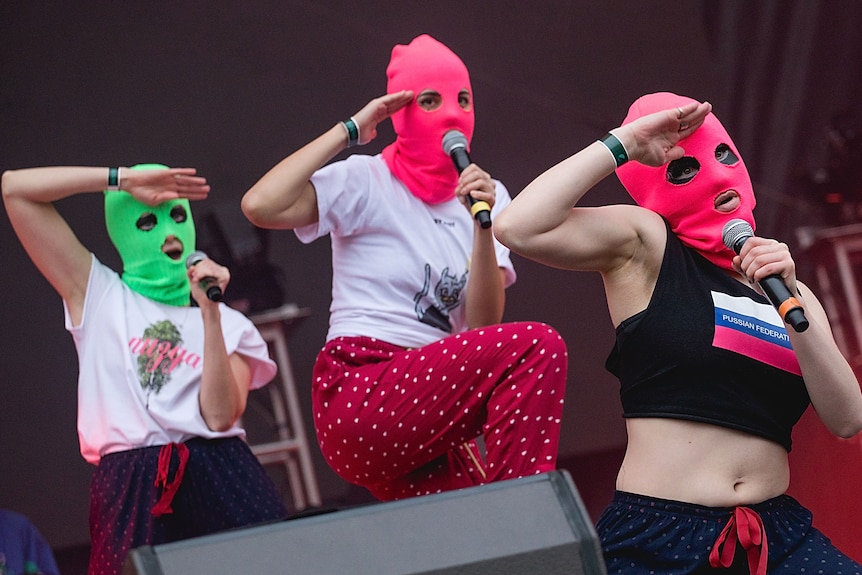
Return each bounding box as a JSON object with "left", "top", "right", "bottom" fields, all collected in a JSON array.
[
  {"left": 616, "top": 92, "right": 756, "bottom": 270},
  {"left": 381, "top": 34, "right": 475, "bottom": 204}
]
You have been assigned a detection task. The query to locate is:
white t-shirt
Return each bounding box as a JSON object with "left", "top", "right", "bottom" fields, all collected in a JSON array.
[
  {"left": 298, "top": 154, "right": 516, "bottom": 349},
  {"left": 65, "top": 256, "right": 277, "bottom": 464}
]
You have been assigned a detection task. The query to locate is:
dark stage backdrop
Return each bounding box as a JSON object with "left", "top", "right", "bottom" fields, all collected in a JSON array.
[{"left": 1, "top": 0, "right": 861, "bottom": 554}]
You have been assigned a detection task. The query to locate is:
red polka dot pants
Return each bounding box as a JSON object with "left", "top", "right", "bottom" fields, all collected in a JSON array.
[{"left": 311, "top": 321, "right": 568, "bottom": 501}]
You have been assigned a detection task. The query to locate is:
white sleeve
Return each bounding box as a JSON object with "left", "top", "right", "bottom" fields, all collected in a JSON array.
[{"left": 296, "top": 155, "right": 377, "bottom": 243}]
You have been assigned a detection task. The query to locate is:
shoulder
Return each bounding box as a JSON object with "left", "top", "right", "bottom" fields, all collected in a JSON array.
[
  {"left": 312, "top": 154, "right": 394, "bottom": 198},
  {"left": 318, "top": 153, "right": 385, "bottom": 174},
  {"left": 219, "top": 304, "right": 257, "bottom": 329},
  {"left": 82, "top": 255, "right": 123, "bottom": 300}
]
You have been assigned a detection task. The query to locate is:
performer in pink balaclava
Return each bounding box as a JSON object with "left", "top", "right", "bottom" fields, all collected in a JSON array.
[
  {"left": 242, "top": 34, "right": 568, "bottom": 501},
  {"left": 381, "top": 33, "right": 475, "bottom": 204},
  {"left": 494, "top": 93, "right": 862, "bottom": 573}
]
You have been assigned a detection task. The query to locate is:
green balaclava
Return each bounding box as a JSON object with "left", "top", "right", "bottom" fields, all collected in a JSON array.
[{"left": 104, "top": 163, "right": 196, "bottom": 306}]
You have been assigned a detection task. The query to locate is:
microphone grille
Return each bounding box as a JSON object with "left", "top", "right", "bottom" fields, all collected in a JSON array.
[
  {"left": 441, "top": 130, "right": 468, "bottom": 154},
  {"left": 185, "top": 250, "right": 207, "bottom": 269},
  {"left": 721, "top": 219, "right": 753, "bottom": 252}
]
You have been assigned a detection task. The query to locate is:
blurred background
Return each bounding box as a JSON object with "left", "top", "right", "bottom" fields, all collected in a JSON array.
[{"left": 3, "top": 1, "right": 862, "bottom": 571}]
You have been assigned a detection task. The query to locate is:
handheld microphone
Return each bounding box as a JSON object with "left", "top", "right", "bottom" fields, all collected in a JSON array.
[
  {"left": 441, "top": 130, "right": 492, "bottom": 229},
  {"left": 185, "top": 250, "right": 223, "bottom": 302},
  {"left": 721, "top": 219, "right": 808, "bottom": 332}
]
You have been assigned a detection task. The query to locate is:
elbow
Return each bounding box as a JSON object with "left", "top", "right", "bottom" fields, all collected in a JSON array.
[
  {"left": 492, "top": 210, "right": 514, "bottom": 247},
  {"left": 240, "top": 191, "right": 267, "bottom": 228},
  {"left": 492, "top": 210, "right": 525, "bottom": 254},
  {"left": 1, "top": 170, "right": 20, "bottom": 201},
  {"left": 203, "top": 410, "right": 241, "bottom": 433},
  {"left": 201, "top": 399, "right": 246, "bottom": 432},
  {"left": 205, "top": 419, "right": 232, "bottom": 433},
  {"left": 834, "top": 419, "right": 862, "bottom": 439},
  {"left": 825, "top": 410, "right": 862, "bottom": 439}
]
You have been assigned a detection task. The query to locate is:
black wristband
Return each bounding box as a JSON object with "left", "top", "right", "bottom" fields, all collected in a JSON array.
[
  {"left": 598, "top": 133, "right": 629, "bottom": 168},
  {"left": 341, "top": 117, "right": 360, "bottom": 148},
  {"left": 107, "top": 167, "right": 120, "bottom": 190}
]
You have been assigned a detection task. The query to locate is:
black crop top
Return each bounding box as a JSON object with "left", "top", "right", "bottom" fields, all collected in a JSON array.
[{"left": 606, "top": 221, "right": 810, "bottom": 451}]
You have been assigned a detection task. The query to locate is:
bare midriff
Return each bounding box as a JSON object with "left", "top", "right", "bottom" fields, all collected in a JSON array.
[{"left": 617, "top": 418, "right": 789, "bottom": 507}]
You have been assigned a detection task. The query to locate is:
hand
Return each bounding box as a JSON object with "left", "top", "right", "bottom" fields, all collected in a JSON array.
[
  {"left": 123, "top": 168, "right": 210, "bottom": 207},
  {"left": 613, "top": 101, "right": 713, "bottom": 167},
  {"left": 351, "top": 90, "right": 414, "bottom": 145},
  {"left": 732, "top": 235, "right": 798, "bottom": 296},
  {"left": 455, "top": 163, "right": 496, "bottom": 215},
  {"left": 187, "top": 256, "right": 230, "bottom": 308}
]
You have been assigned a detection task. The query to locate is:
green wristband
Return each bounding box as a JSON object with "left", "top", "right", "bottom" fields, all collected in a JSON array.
[
  {"left": 341, "top": 117, "right": 360, "bottom": 147},
  {"left": 107, "top": 167, "right": 120, "bottom": 190},
  {"left": 598, "top": 133, "right": 629, "bottom": 168}
]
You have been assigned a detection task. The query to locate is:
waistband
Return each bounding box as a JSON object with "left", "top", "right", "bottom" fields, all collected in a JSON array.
[{"left": 610, "top": 489, "right": 798, "bottom": 519}]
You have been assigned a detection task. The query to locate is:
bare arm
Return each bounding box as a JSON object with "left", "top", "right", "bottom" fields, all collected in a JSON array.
[
  {"left": 791, "top": 288, "right": 862, "bottom": 438},
  {"left": 2, "top": 166, "right": 208, "bottom": 323},
  {"left": 184, "top": 255, "right": 250, "bottom": 431},
  {"left": 449, "top": 163, "right": 505, "bottom": 327},
  {"left": 197, "top": 306, "right": 251, "bottom": 432},
  {"left": 494, "top": 101, "right": 713, "bottom": 275},
  {"left": 241, "top": 90, "right": 415, "bottom": 230},
  {"left": 494, "top": 102, "right": 713, "bottom": 324},
  {"left": 735, "top": 237, "right": 862, "bottom": 437}
]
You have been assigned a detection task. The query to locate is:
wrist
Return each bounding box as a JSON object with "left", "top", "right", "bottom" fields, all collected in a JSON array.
[
  {"left": 597, "top": 131, "right": 629, "bottom": 168},
  {"left": 340, "top": 116, "right": 360, "bottom": 148},
  {"left": 106, "top": 167, "right": 122, "bottom": 191}
]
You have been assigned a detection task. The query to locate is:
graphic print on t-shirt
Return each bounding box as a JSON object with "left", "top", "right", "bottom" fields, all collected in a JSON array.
[
  {"left": 413, "top": 263, "right": 466, "bottom": 332},
  {"left": 711, "top": 291, "right": 802, "bottom": 376},
  {"left": 129, "top": 319, "right": 185, "bottom": 405}
]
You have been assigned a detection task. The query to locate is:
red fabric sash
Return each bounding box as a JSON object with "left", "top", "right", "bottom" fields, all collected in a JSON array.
[
  {"left": 709, "top": 506, "right": 768, "bottom": 575},
  {"left": 151, "top": 442, "right": 190, "bottom": 517}
]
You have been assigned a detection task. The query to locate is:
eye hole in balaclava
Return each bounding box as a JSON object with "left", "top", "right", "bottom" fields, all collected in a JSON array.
[
  {"left": 666, "top": 157, "right": 700, "bottom": 185},
  {"left": 136, "top": 213, "right": 157, "bottom": 231},
  {"left": 415, "top": 88, "right": 472, "bottom": 113},
  {"left": 170, "top": 204, "right": 188, "bottom": 223},
  {"left": 715, "top": 143, "right": 739, "bottom": 165}
]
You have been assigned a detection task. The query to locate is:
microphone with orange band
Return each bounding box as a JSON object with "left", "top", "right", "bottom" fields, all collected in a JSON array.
[{"left": 722, "top": 219, "right": 809, "bottom": 332}]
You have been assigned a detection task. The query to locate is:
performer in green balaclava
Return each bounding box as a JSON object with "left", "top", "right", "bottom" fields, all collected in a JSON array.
[
  {"left": 104, "top": 163, "right": 196, "bottom": 306},
  {"left": 4, "top": 163, "right": 288, "bottom": 575}
]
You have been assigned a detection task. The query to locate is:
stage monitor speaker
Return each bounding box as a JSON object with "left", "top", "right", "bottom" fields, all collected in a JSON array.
[{"left": 123, "top": 470, "right": 607, "bottom": 575}]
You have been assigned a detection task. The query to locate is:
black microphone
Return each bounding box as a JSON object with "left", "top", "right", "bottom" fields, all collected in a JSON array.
[
  {"left": 721, "top": 219, "right": 808, "bottom": 332},
  {"left": 185, "top": 250, "right": 223, "bottom": 302},
  {"left": 441, "top": 130, "right": 492, "bottom": 229}
]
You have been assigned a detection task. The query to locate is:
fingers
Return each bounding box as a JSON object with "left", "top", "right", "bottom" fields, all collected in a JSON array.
[
  {"left": 162, "top": 170, "right": 208, "bottom": 197},
  {"left": 628, "top": 101, "right": 710, "bottom": 166},
  {"left": 350, "top": 91, "right": 413, "bottom": 146},
  {"left": 187, "top": 259, "right": 230, "bottom": 305},
  {"left": 383, "top": 89, "right": 414, "bottom": 113},
  {"left": 675, "top": 101, "right": 711, "bottom": 135},
  {"left": 130, "top": 169, "right": 210, "bottom": 205},
  {"left": 174, "top": 174, "right": 210, "bottom": 200},
  {"left": 455, "top": 164, "right": 495, "bottom": 207},
  {"left": 187, "top": 259, "right": 229, "bottom": 285},
  {"left": 738, "top": 237, "right": 795, "bottom": 283}
]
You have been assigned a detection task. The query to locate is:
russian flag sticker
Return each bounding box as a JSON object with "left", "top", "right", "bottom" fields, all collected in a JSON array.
[{"left": 712, "top": 291, "right": 802, "bottom": 376}]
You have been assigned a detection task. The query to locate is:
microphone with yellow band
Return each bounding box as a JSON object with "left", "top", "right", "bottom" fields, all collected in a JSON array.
[{"left": 442, "top": 130, "right": 492, "bottom": 229}]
